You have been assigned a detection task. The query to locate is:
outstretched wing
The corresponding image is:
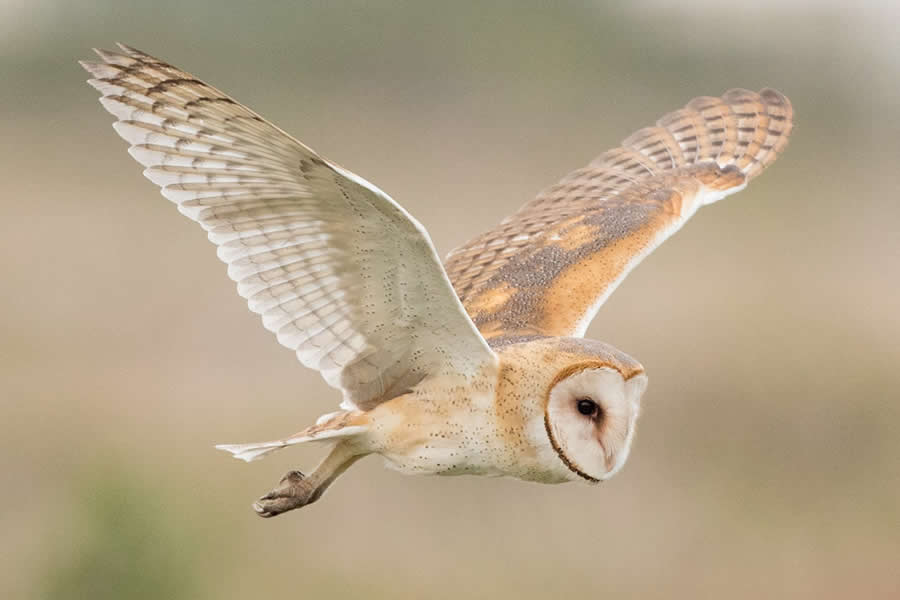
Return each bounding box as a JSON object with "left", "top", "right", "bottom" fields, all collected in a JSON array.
[
  {"left": 445, "top": 89, "right": 793, "bottom": 340},
  {"left": 82, "top": 44, "right": 496, "bottom": 411}
]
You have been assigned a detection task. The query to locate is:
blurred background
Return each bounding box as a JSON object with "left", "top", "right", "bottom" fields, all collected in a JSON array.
[{"left": 2, "top": 1, "right": 898, "bottom": 598}]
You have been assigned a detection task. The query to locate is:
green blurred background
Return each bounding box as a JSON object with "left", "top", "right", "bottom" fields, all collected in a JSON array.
[{"left": 2, "top": 1, "right": 898, "bottom": 598}]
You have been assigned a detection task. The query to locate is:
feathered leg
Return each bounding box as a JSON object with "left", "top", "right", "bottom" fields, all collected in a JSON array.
[{"left": 252, "top": 440, "right": 363, "bottom": 517}]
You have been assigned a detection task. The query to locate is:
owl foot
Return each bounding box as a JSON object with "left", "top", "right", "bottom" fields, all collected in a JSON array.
[{"left": 252, "top": 470, "right": 320, "bottom": 518}]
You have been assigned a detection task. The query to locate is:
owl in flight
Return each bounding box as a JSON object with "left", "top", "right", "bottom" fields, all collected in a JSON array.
[{"left": 81, "top": 44, "right": 793, "bottom": 517}]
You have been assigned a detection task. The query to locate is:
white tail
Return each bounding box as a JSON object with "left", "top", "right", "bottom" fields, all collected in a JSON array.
[{"left": 216, "top": 425, "right": 368, "bottom": 462}]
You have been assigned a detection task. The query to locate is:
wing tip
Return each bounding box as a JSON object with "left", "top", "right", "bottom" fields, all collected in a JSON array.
[
  {"left": 91, "top": 47, "right": 120, "bottom": 61},
  {"left": 720, "top": 87, "right": 757, "bottom": 102},
  {"left": 759, "top": 87, "right": 791, "bottom": 108},
  {"left": 115, "top": 42, "right": 143, "bottom": 56},
  {"left": 88, "top": 44, "right": 152, "bottom": 68},
  {"left": 79, "top": 59, "right": 116, "bottom": 81}
]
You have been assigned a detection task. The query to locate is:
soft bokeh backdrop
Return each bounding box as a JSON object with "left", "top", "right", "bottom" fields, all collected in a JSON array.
[{"left": 2, "top": 1, "right": 898, "bottom": 598}]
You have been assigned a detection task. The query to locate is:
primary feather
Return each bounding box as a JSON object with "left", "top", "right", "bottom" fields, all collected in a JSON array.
[
  {"left": 81, "top": 44, "right": 496, "bottom": 411},
  {"left": 445, "top": 88, "right": 793, "bottom": 340}
]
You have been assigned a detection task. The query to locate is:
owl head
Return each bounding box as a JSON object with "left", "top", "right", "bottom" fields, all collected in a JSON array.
[
  {"left": 545, "top": 361, "right": 648, "bottom": 483},
  {"left": 497, "top": 337, "right": 647, "bottom": 484}
]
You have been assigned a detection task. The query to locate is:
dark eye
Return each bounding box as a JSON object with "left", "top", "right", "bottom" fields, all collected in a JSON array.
[{"left": 576, "top": 398, "right": 598, "bottom": 416}]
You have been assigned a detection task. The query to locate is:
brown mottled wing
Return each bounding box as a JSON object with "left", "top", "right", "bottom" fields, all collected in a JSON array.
[{"left": 445, "top": 89, "right": 793, "bottom": 340}]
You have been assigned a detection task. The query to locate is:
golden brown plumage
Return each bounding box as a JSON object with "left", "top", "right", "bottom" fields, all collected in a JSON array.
[
  {"left": 81, "top": 45, "right": 793, "bottom": 517},
  {"left": 445, "top": 89, "right": 793, "bottom": 340}
]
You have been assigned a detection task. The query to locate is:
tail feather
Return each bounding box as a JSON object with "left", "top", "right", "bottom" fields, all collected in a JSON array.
[
  {"left": 215, "top": 440, "right": 292, "bottom": 462},
  {"left": 216, "top": 425, "right": 367, "bottom": 462}
]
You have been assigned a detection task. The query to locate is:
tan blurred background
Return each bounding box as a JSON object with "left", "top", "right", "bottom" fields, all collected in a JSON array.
[{"left": 2, "top": 1, "right": 898, "bottom": 598}]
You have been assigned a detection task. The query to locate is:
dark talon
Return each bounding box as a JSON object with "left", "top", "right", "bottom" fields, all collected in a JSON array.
[{"left": 252, "top": 469, "right": 317, "bottom": 518}]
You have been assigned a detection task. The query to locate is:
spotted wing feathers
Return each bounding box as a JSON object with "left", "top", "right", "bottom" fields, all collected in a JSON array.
[
  {"left": 82, "top": 44, "right": 495, "bottom": 410},
  {"left": 445, "top": 89, "right": 793, "bottom": 340}
]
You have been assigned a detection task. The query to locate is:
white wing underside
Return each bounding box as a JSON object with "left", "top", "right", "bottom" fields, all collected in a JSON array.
[{"left": 82, "top": 44, "right": 495, "bottom": 410}]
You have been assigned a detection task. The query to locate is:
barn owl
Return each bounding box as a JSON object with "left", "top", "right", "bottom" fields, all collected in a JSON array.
[{"left": 81, "top": 44, "right": 793, "bottom": 517}]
